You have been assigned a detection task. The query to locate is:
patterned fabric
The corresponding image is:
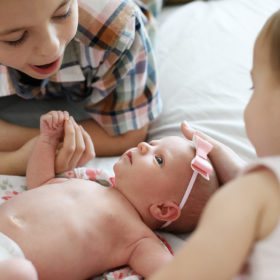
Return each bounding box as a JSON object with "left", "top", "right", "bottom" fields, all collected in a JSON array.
[
  {"left": 65, "top": 167, "right": 116, "bottom": 187},
  {"left": 0, "top": 176, "right": 26, "bottom": 204},
  {"left": 92, "top": 266, "right": 143, "bottom": 280},
  {"left": 0, "top": 0, "right": 162, "bottom": 136}
]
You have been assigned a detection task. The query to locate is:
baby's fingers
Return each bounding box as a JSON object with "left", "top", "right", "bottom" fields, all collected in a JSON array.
[{"left": 40, "top": 113, "right": 53, "bottom": 130}]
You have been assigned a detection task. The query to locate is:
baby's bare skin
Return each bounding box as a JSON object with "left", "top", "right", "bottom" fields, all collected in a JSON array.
[{"left": 0, "top": 178, "right": 163, "bottom": 280}]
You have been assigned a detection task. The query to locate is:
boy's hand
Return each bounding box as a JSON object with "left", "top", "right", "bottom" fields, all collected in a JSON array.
[
  {"left": 55, "top": 117, "right": 95, "bottom": 174},
  {"left": 40, "top": 111, "right": 69, "bottom": 145},
  {"left": 181, "top": 121, "right": 246, "bottom": 184}
]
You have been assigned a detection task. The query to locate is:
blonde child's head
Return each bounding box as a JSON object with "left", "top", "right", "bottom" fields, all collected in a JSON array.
[{"left": 259, "top": 9, "right": 280, "bottom": 73}]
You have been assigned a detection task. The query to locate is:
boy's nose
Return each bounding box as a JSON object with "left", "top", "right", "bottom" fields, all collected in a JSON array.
[
  {"left": 137, "top": 142, "right": 150, "bottom": 154},
  {"left": 36, "top": 25, "right": 60, "bottom": 57}
]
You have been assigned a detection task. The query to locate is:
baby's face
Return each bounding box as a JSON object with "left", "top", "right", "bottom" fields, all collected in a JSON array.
[
  {"left": 114, "top": 136, "right": 195, "bottom": 205},
  {"left": 0, "top": 0, "right": 78, "bottom": 79},
  {"left": 244, "top": 33, "right": 280, "bottom": 156}
]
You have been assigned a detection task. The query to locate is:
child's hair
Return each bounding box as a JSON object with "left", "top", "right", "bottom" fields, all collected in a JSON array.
[
  {"left": 166, "top": 159, "right": 219, "bottom": 233},
  {"left": 260, "top": 9, "right": 280, "bottom": 72}
]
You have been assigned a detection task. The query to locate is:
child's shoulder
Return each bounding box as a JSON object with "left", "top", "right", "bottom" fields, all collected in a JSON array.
[
  {"left": 241, "top": 156, "right": 280, "bottom": 184},
  {"left": 77, "top": 0, "right": 139, "bottom": 48}
]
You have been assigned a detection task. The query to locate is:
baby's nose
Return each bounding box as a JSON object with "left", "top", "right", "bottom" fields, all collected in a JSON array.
[{"left": 137, "top": 142, "right": 150, "bottom": 154}]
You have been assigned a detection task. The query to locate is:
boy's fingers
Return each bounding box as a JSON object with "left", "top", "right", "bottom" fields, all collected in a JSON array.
[
  {"left": 68, "top": 122, "right": 85, "bottom": 169},
  {"left": 55, "top": 119, "right": 76, "bottom": 172},
  {"left": 54, "top": 116, "right": 94, "bottom": 173},
  {"left": 77, "top": 126, "right": 95, "bottom": 167}
]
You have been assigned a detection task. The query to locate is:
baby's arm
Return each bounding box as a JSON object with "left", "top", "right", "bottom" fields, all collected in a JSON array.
[
  {"left": 128, "top": 236, "right": 173, "bottom": 278},
  {"left": 0, "top": 258, "right": 38, "bottom": 280},
  {"left": 26, "top": 111, "right": 69, "bottom": 189},
  {"left": 148, "top": 169, "right": 280, "bottom": 280}
]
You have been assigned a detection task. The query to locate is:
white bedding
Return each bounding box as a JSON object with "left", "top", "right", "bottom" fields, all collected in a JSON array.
[{"left": 1, "top": 0, "right": 279, "bottom": 278}]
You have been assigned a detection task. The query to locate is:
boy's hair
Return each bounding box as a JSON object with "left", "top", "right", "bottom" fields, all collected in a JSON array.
[
  {"left": 166, "top": 164, "right": 219, "bottom": 233},
  {"left": 261, "top": 9, "right": 280, "bottom": 72}
]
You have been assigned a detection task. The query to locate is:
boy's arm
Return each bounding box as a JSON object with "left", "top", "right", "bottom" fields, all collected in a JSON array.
[
  {"left": 79, "top": 119, "right": 148, "bottom": 157},
  {"left": 0, "top": 116, "right": 147, "bottom": 157},
  {"left": 0, "top": 118, "right": 95, "bottom": 176},
  {"left": 148, "top": 170, "right": 280, "bottom": 280},
  {"left": 128, "top": 236, "right": 173, "bottom": 278},
  {"left": 0, "top": 137, "right": 37, "bottom": 175},
  {"left": 0, "top": 118, "right": 146, "bottom": 173},
  {"left": 0, "top": 118, "right": 38, "bottom": 151}
]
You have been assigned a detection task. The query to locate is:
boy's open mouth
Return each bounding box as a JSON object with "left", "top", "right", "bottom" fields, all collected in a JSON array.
[
  {"left": 36, "top": 62, "right": 55, "bottom": 69},
  {"left": 29, "top": 57, "right": 61, "bottom": 75}
]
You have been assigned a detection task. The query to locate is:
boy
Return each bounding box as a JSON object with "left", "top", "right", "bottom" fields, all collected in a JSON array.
[{"left": 0, "top": 0, "right": 162, "bottom": 175}]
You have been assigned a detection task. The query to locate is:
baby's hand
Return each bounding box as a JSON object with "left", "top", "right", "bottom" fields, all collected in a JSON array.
[{"left": 40, "top": 111, "right": 69, "bottom": 145}]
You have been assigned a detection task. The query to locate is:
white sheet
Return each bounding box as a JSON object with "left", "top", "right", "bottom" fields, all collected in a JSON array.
[{"left": 150, "top": 0, "right": 279, "bottom": 162}]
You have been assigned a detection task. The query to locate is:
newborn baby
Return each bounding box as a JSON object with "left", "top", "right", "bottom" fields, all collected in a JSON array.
[{"left": 0, "top": 111, "right": 219, "bottom": 280}]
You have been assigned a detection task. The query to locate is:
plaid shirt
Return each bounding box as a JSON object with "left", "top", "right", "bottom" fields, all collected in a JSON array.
[{"left": 0, "top": 0, "right": 162, "bottom": 136}]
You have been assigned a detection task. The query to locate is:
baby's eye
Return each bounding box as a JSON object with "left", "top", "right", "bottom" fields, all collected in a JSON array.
[{"left": 155, "top": 156, "right": 164, "bottom": 165}]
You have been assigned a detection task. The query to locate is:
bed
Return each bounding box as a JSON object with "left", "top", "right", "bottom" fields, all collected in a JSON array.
[{"left": 1, "top": 0, "right": 279, "bottom": 278}]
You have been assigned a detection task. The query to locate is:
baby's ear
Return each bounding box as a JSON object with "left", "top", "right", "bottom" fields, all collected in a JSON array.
[{"left": 149, "top": 202, "right": 181, "bottom": 223}]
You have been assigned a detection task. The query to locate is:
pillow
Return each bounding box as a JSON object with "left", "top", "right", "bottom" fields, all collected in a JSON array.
[{"left": 148, "top": 0, "right": 280, "bottom": 161}]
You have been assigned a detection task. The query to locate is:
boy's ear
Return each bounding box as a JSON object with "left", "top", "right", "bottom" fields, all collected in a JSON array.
[{"left": 149, "top": 201, "right": 181, "bottom": 223}]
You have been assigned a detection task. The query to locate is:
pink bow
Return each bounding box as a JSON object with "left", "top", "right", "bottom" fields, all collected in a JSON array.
[{"left": 191, "top": 133, "right": 213, "bottom": 180}]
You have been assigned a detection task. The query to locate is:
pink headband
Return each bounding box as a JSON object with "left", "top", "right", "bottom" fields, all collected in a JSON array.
[{"left": 161, "top": 133, "right": 213, "bottom": 228}]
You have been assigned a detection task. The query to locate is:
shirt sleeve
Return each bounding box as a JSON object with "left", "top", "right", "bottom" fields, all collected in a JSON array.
[{"left": 83, "top": 6, "right": 162, "bottom": 136}]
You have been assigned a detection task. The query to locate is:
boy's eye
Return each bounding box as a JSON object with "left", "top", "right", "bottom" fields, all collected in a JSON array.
[
  {"left": 155, "top": 156, "right": 164, "bottom": 165},
  {"left": 5, "top": 31, "right": 28, "bottom": 47},
  {"left": 54, "top": 8, "right": 72, "bottom": 20}
]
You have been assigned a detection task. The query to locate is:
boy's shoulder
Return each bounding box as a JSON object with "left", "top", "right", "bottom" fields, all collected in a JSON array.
[{"left": 77, "top": 0, "right": 139, "bottom": 48}]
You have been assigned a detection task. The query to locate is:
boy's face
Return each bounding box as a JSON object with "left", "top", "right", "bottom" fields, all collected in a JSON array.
[
  {"left": 0, "top": 0, "right": 78, "bottom": 79},
  {"left": 245, "top": 34, "right": 280, "bottom": 156},
  {"left": 114, "top": 136, "right": 195, "bottom": 206}
]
